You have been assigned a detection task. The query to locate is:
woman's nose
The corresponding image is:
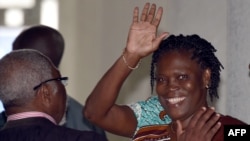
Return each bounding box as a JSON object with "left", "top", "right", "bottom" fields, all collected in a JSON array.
[{"left": 168, "top": 79, "right": 179, "bottom": 91}]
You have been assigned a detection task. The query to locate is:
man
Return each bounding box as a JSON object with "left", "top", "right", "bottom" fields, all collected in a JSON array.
[
  {"left": 0, "top": 49, "right": 107, "bottom": 140},
  {"left": 0, "top": 25, "right": 106, "bottom": 137}
]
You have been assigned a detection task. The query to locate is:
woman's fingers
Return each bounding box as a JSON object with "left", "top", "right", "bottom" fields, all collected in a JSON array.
[{"left": 140, "top": 3, "right": 150, "bottom": 21}]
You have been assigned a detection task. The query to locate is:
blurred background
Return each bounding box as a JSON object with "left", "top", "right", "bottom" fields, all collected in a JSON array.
[{"left": 0, "top": 0, "right": 250, "bottom": 140}]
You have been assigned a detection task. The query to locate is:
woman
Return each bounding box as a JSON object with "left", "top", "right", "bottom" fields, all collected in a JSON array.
[
  {"left": 145, "top": 34, "right": 246, "bottom": 141},
  {"left": 84, "top": 3, "right": 243, "bottom": 141}
]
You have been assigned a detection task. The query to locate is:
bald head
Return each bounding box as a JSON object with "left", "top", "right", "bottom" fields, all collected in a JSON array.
[{"left": 12, "top": 25, "right": 65, "bottom": 67}]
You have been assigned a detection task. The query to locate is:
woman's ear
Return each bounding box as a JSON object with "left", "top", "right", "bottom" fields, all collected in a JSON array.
[{"left": 203, "top": 68, "right": 211, "bottom": 88}]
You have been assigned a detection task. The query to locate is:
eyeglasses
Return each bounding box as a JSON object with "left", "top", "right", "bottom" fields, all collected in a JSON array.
[{"left": 33, "top": 77, "right": 68, "bottom": 90}]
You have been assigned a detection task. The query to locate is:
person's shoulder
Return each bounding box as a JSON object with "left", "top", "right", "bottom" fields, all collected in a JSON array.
[
  {"left": 53, "top": 125, "right": 108, "bottom": 141},
  {"left": 213, "top": 115, "right": 247, "bottom": 141},
  {"left": 219, "top": 115, "right": 247, "bottom": 125},
  {"left": 67, "top": 96, "right": 83, "bottom": 108}
]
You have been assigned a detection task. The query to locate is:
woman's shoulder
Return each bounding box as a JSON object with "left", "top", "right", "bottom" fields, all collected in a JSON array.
[
  {"left": 212, "top": 115, "right": 247, "bottom": 141},
  {"left": 219, "top": 115, "right": 247, "bottom": 125}
]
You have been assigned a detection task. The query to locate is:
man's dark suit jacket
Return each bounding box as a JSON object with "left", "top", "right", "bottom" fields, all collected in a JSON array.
[{"left": 0, "top": 117, "right": 108, "bottom": 141}]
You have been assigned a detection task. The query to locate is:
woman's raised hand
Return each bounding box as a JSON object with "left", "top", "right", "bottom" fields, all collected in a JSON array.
[{"left": 125, "top": 3, "right": 168, "bottom": 58}]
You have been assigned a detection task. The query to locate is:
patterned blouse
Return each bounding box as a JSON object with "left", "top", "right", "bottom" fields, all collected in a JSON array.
[{"left": 128, "top": 95, "right": 172, "bottom": 137}]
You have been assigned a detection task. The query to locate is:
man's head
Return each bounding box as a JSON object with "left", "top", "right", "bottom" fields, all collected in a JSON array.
[
  {"left": 0, "top": 49, "right": 67, "bottom": 124},
  {"left": 12, "top": 25, "right": 65, "bottom": 68}
]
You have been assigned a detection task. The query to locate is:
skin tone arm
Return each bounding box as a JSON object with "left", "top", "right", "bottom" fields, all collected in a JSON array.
[
  {"left": 84, "top": 3, "right": 221, "bottom": 140},
  {"left": 84, "top": 3, "right": 166, "bottom": 137}
]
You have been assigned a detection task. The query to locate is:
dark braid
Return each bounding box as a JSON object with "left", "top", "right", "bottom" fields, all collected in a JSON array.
[{"left": 150, "top": 34, "right": 224, "bottom": 101}]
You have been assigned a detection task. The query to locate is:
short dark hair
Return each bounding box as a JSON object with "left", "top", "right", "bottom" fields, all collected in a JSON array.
[
  {"left": 150, "top": 34, "right": 224, "bottom": 101},
  {"left": 12, "top": 25, "right": 64, "bottom": 67}
]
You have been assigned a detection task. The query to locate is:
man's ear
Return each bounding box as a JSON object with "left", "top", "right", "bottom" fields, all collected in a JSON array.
[
  {"left": 203, "top": 68, "right": 211, "bottom": 88},
  {"left": 36, "top": 84, "right": 52, "bottom": 108}
]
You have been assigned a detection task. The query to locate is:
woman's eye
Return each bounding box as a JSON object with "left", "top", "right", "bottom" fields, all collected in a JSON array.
[
  {"left": 155, "top": 77, "right": 167, "bottom": 83},
  {"left": 178, "top": 75, "right": 188, "bottom": 80}
]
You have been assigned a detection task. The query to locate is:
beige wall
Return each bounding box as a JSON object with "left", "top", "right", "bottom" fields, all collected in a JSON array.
[
  {"left": 0, "top": 0, "right": 249, "bottom": 140},
  {"left": 59, "top": 0, "right": 228, "bottom": 140}
]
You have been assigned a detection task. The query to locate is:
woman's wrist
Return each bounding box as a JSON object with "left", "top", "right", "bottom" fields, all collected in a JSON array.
[{"left": 122, "top": 48, "right": 142, "bottom": 70}]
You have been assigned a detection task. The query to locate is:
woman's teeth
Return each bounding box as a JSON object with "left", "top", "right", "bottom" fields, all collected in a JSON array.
[{"left": 167, "top": 97, "right": 185, "bottom": 104}]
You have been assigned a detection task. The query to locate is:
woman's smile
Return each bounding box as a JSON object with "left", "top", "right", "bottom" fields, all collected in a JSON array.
[{"left": 165, "top": 96, "right": 186, "bottom": 105}]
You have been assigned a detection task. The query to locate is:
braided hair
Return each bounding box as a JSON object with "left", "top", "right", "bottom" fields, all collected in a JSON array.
[{"left": 150, "top": 34, "right": 224, "bottom": 101}]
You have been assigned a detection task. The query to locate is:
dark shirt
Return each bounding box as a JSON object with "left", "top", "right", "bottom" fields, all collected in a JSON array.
[
  {"left": 0, "top": 111, "right": 6, "bottom": 129},
  {"left": 213, "top": 115, "right": 247, "bottom": 141},
  {"left": 0, "top": 117, "right": 108, "bottom": 141},
  {"left": 64, "top": 96, "right": 106, "bottom": 136},
  {"left": 0, "top": 96, "right": 106, "bottom": 137}
]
